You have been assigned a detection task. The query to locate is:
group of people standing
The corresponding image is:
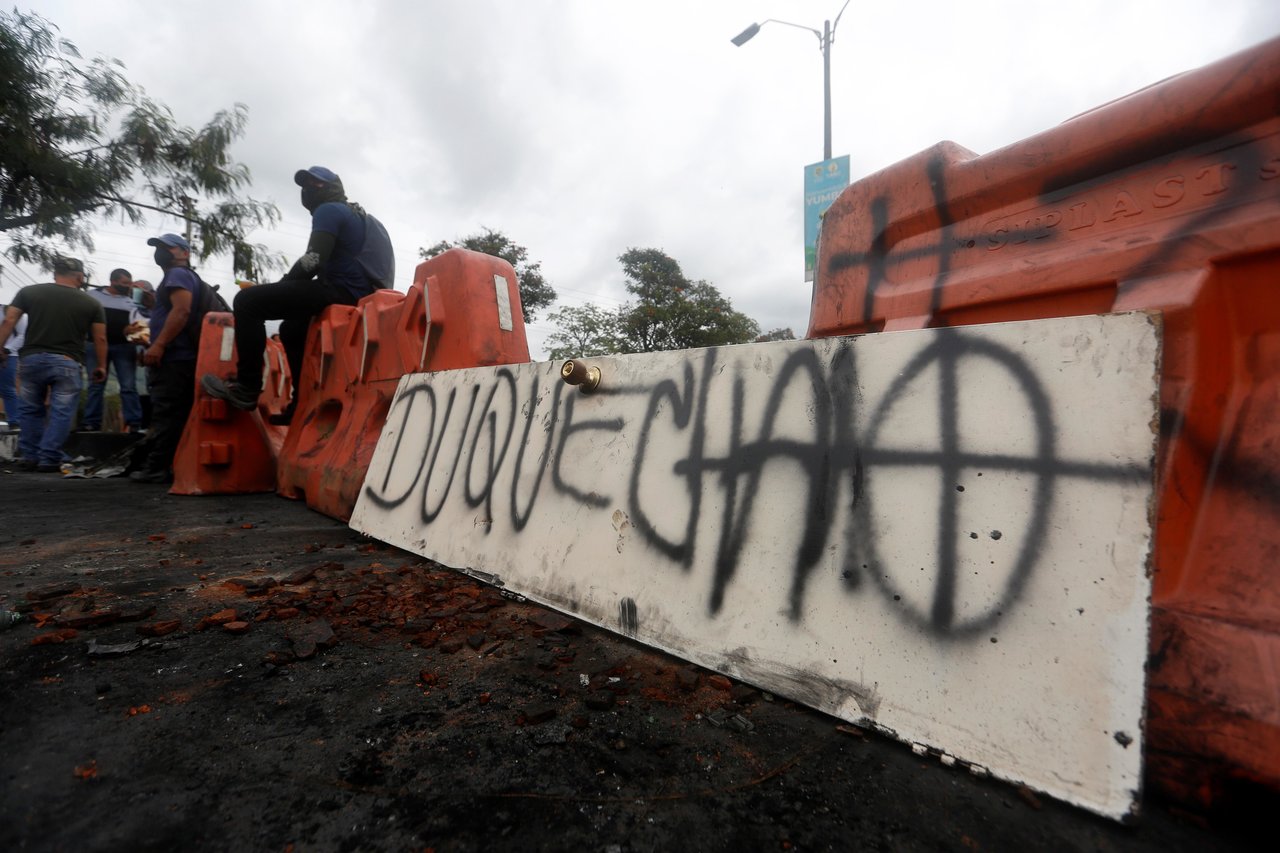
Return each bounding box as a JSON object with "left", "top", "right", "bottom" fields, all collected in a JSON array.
[{"left": 0, "top": 165, "right": 394, "bottom": 484}]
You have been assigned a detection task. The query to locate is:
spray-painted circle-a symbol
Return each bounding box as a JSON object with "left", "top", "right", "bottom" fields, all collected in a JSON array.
[{"left": 855, "top": 331, "right": 1058, "bottom": 638}]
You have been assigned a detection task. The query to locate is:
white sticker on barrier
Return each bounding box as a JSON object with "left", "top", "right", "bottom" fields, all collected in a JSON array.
[
  {"left": 494, "top": 274, "right": 513, "bottom": 332},
  {"left": 350, "top": 312, "right": 1161, "bottom": 819},
  {"left": 220, "top": 326, "right": 235, "bottom": 362}
]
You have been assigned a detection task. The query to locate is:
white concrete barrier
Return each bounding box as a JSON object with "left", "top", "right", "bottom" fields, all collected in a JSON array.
[{"left": 351, "top": 312, "right": 1161, "bottom": 819}]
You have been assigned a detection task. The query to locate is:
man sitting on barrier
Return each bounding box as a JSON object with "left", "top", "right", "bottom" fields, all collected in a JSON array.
[{"left": 201, "top": 165, "right": 395, "bottom": 425}]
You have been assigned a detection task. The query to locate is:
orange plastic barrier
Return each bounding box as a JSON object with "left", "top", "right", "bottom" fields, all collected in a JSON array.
[
  {"left": 276, "top": 248, "right": 531, "bottom": 520},
  {"left": 810, "top": 37, "right": 1280, "bottom": 809},
  {"left": 170, "top": 312, "right": 290, "bottom": 495},
  {"left": 257, "top": 334, "right": 294, "bottom": 426}
]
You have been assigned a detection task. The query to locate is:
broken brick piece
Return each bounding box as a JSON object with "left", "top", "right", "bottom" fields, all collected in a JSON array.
[
  {"left": 31, "top": 628, "right": 79, "bottom": 645},
  {"left": 282, "top": 565, "right": 321, "bottom": 585},
  {"left": 708, "top": 675, "right": 734, "bottom": 692},
  {"left": 25, "top": 583, "right": 83, "bottom": 603},
  {"left": 1017, "top": 786, "right": 1043, "bottom": 811},
  {"left": 205, "top": 608, "right": 237, "bottom": 626},
  {"left": 676, "top": 669, "right": 700, "bottom": 691},
  {"left": 289, "top": 619, "right": 336, "bottom": 660},
  {"left": 223, "top": 621, "right": 250, "bottom": 634},
  {"left": 114, "top": 605, "right": 157, "bottom": 623},
  {"left": 53, "top": 610, "right": 121, "bottom": 629},
  {"left": 137, "top": 620, "right": 181, "bottom": 638},
  {"left": 224, "top": 577, "right": 280, "bottom": 596},
  {"left": 522, "top": 704, "right": 557, "bottom": 725}
]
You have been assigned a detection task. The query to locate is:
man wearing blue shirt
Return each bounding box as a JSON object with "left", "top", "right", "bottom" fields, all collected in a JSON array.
[
  {"left": 202, "top": 166, "right": 394, "bottom": 424},
  {"left": 131, "top": 234, "right": 198, "bottom": 483}
]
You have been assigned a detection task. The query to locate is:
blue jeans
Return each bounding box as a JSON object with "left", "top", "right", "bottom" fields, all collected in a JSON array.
[
  {"left": 0, "top": 354, "right": 18, "bottom": 430},
  {"left": 18, "top": 352, "right": 84, "bottom": 466},
  {"left": 84, "top": 342, "right": 142, "bottom": 429}
]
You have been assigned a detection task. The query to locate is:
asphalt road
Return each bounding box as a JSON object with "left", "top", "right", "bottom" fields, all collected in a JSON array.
[{"left": 0, "top": 469, "right": 1262, "bottom": 852}]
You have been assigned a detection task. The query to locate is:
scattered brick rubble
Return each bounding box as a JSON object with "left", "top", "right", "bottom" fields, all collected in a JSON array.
[
  {"left": 14, "top": 553, "right": 762, "bottom": 735},
  {"left": 0, "top": 493, "right": 1249, "bottom": 852}
]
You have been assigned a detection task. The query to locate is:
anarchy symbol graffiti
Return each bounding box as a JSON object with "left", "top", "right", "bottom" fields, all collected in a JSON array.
[{"left": 851, "top": 330, "right": 1058, "bottom": 638}]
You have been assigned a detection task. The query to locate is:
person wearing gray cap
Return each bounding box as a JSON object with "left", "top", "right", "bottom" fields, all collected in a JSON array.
[
  {"left": 0, "top": 257, "right": 107, "bottom": 472},
  {"left": 201, "top": 166, "right": 394, "bottom": 424},
  {"left": 130, "top": 233, "right": 198, "bottom": 483}
]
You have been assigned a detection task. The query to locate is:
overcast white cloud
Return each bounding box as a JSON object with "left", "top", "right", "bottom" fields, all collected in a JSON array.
[{"left": 5, "top": 0, "right": 1278, "bottom": 356}]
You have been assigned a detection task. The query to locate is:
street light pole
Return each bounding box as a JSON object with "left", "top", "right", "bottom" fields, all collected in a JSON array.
[
  {"left": 731, "top": 1, "right": 850, "bottom": 162},
  {"left": 823, "top": 18, "right": 832, "bottom": 161}
]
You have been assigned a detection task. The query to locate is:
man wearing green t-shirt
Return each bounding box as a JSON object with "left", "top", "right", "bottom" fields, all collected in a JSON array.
[{"left": 0, "top": 257, "right": 107, "bottom": 472}]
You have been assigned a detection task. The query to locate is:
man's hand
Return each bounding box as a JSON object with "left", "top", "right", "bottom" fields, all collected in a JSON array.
[
  {"left": 0, "top": 350, "right": 7, "bottom": 366},
  {"left": 142, "top": 342, "right": 166, "bottom": 367},
  {"left": 91, "top": 366, "right": 107, "bottom": 383},
  {"left": 124, "top": 321, "right": 150, "bottom": 345}
]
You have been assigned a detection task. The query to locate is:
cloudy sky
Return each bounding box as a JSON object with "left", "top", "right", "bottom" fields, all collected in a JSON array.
[{"left": 5, "top": 0, "right": 1278, "bottom": 356}]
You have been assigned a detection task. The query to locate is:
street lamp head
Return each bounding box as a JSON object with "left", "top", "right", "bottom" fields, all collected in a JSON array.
[{"left": 731, "top": 23, "right": 760, "bottom": 46}]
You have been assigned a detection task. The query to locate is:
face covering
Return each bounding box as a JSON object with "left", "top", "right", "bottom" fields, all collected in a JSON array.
[
  {"left": 154, "top": 246, "right": 173, "bottom": 268},
  {"left": 301, "top": 181, "right": 345, "bottom": 213}
]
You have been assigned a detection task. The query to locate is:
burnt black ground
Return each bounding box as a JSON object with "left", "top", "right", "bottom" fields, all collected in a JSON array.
[{"left": 0, "top": 469, "right": 1263, "bottom": 852}]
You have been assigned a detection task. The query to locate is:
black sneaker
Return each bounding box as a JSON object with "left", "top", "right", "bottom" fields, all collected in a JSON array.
[
  {"left": 14, "top": 459, "right": 38, "bottom": 471},
  {"left": 129, "top": 468, "right": 171, "bottom": 484},
  {"left": 201, "top": 374, "right": 259, "bottom": 411},
  {"left": 36, "top": 463, "right": 62, "bottom": 473}
]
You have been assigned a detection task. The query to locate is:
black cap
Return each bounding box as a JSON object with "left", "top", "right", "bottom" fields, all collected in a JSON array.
[{"left": 294, "top": 166, "right": 341, "bottom": 186}]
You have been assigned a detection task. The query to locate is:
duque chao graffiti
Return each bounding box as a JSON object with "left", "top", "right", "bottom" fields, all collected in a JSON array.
[{"left": 351, "top": 311, "right": 1160, "bottom": 820}]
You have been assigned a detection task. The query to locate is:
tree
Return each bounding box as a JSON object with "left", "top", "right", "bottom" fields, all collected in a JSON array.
[
  {"left": 0, "top": 10, "right": 281, "bottom": 279},
  {"left": 544, "top": 303, "right": 625, "bottom": 362},
  {"left": 616, "top": 248, "right": 759, "bottom": 353},
  {"left": 420, "top": 226, "right": 556, "bottom": 322},
  {"left": 756, "top": 327, "right": 797, "bottom": 342}
]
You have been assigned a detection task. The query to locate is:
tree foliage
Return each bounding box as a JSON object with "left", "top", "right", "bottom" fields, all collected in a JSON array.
[
  {"left": 541, "top": 248, "right": 762, "bottom": 358},
  {"left": 756, "top": 327, "right": 796, "bottom": 342},
  {"left": 0, "top": 10, "right": 280, "bottom": 278},
  {"left": 615, "top": 248, "right": 759, "bottom": 353},
  {"left": 544, "top": 303, "right": 625, "bottom": 362},
  {"left": 420, "top": 226, "right": 556, "bottom": 322}
]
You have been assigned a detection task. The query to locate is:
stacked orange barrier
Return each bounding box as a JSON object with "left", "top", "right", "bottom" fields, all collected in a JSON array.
[
  {"left": 257, "top": 333, "right": 294, "bottom": 429},
  {"left": 276, "top": 248, "right": 531, "bottom": 520},
  {"left": 170, "top": 312, "right": 291, "bottom": 495},
  {"left": 810, "top": 37, "right": 1280, "bottom": 809}
]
